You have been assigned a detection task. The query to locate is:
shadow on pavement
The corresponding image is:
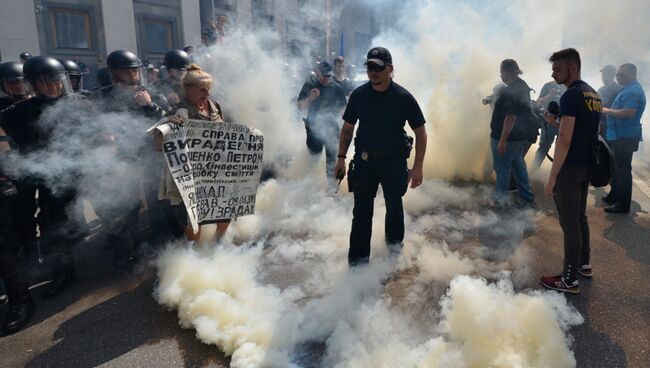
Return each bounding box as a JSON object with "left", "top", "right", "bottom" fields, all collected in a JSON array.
[
  {"left": 24, "top": 277, "right": 229, "bottom": 368},
  {"left": 602, "top": 200, "right": 650, "bottom": 265}
]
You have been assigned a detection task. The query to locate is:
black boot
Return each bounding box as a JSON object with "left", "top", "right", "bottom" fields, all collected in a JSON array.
[
  {"left": 2, "top": 293, "right": 35, "bottom": 336},
  {"left": 42, "top": 267, "right": 77, "bottom": 299}
]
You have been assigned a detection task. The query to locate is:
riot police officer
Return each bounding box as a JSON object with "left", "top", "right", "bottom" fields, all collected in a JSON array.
[
  {"left": 334, "top": 47, "right": 428, "bottom": 266},
  {"left": 19, "top": 52, "right": 32, "bottom": 64},
  {"left": 0, "top": 61, "right": 30, "bottom": 111},
  {"left": 0, "top": 56, "right": 82, "bottom": 298},
  {"left": 60, "top": 59, "right": 88, "bottom": 94},
  {"left": 91, "top": 50, "right": 166, "bottom": 271},
  {"left": 153, "top": 49, "right": 192, "bottom": 110}
]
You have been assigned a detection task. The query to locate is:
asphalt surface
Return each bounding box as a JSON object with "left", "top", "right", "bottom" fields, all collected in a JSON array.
[{"left": 1, "top": 160, "right": 649, "bottom": 368}]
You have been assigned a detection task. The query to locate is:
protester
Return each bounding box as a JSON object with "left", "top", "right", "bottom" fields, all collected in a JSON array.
[
  {"left": 202, "top": 15, "right": 228, "bottom": 46},
  {"left": 541, "top": 48, "right": 601, "bottom": 294},
  {"left": 334, "top": 46, "right": 427, "bottom": 266},
  {"left": 333, "top": 56, "right": 355, "bottom": 96},
  {"left": 0, "top": 56, "right": 82, "bottom": 298},
  {"left": 0, "top": 62, "right": 30, "bottom": 111},
  {"left": 489, "top": 59, "right": 534, "bottom": 206},
  {"left": 532, "top": 81, "right": 566, "bottom": 169},
  {"left": 602, "top": 63, "right": 646, "bottom": 213},
  {"left": 298, "top": 61, "right": 347, "bottom": 187},
  {"left": 597, "top": 65, "right": 622, "bottom": 136},
  {"left": 153, "top": 64, "right": 231, "bottom": 242}
]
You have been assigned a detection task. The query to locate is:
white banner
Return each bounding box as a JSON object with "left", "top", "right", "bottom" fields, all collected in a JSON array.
[{"left": 153, "top": 115, "right": 264, "bottom": 232}]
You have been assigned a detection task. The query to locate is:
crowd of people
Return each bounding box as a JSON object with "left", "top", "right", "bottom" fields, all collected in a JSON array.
[
  {"left": 483, "top": 49, "right": 646, "bottom": 294},
  {"left": 0, "top": 41, "right": 645, "bottom": 340}
]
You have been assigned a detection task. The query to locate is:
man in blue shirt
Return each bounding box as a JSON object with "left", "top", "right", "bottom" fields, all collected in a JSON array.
[{"left": 602, "top": 63, "right": 646, "bottom": 213}]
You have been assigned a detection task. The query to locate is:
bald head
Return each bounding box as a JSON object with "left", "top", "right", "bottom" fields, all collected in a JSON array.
[{"left": 617, "top": 63, "right": 637, "bottom": 86}]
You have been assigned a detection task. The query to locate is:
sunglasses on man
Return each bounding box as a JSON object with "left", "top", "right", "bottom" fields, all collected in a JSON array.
[{"left": 365, "top": 62, "right": 386, "bottom": 72}]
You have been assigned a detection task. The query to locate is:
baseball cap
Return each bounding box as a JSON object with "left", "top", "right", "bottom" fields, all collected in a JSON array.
[
  {"left": 318, "top": 61, "right": 334, "bottom": 76},
  {"left": 365, "top": 46, "right": 392, "bottom": 66},
  {"left": 600, "top": 64, "right": 616, "bottom": 73}
]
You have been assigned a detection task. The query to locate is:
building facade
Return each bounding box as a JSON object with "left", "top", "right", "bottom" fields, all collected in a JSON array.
[{"left": 0, "top": 0, "right": 376, "bottom": 88}]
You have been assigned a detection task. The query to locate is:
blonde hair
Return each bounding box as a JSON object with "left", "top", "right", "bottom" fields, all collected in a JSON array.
[{"left": 182, "top": 64, "right": 212, "bottom": 89}]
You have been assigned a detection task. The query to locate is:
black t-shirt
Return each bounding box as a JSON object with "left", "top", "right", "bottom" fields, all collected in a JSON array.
[
  {"left": 490, "top": 78, "right": 533, "bottom": 141},
  {"left": 342, "top": 81, "right": 425, "bottom": 150},
  {"left": 559, "top": 80, "right": 601, "bottom": 166},
  {"left": 298, "top": 78, "right": 347, "bottom": 126},
  {"left": 334, "top": 77, "right": 355, "bottom": 96}
]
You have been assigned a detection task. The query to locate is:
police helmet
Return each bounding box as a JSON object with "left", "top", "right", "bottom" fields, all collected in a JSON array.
[
  {"left": 19, "top": 52, "right": 32, "bottom": 61},
  {"left": 0, "top": 61, "right": 27, "bottom": 98},
  {"left": 107, "top": 50, "right": 143, "bottom": 69},
  {"left": 23, "top": 56, "right": 72, "bottom": 99},
  {"left": 60, "top": 59, "right": 84, "bottom": 92},
  {"left": 60, "top": 59, "right": 82, "bottom": 76},
  {"left": 163, "top": 49, "right": 191, "bottom": 70}
]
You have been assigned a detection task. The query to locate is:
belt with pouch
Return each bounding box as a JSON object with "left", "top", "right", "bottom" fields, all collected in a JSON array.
[{"left": 357, "top": 147, "right": 405, "bottom": 161}]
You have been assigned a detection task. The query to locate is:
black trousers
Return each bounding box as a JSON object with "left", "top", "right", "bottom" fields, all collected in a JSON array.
[
  {"left": 305, "top": 124, "right": 339, "bottom": 186},
  {"left": 9, "top": 182, "right": 80, "bottom": 271},
  {"left": 553, "top": 165, "right": 590, "bottom": 281},
  {"left": 0, "top": 202, "right": 28, "bottom": 300},
  {"left": 609, "top": 138, "right": 639, "bottom": 210},
  {"left": 348, "top": 156, "right": 409, "bottom": 265}
]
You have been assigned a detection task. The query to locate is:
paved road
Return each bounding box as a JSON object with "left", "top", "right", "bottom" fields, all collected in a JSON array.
[{"left": 1, "top": 162, "right": 649, "bottom": 368}]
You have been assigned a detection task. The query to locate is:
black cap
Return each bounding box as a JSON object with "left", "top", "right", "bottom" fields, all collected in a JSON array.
[
  {"left": 0, "top": 61, "right": 24, "bottom": 80},
  {"left": 318, "top": 61, "right": 334, "bottom": 76},
  {"left": 366, "top": 46, "right": 392, "bottom": 66},
  {"left": 60, "top": 59, "right": 82, "bottom": 76},
  {"left": 107, "top": 50, "right": 142, "bottom": 69},
  {"left": 19, "top": 52, "right": 32, "bottom": 60}
]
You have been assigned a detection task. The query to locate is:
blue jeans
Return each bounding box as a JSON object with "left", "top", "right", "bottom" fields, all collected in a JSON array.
[
  {"left": 533, "top": 124, "right": 558, "bottom": 169},
  {"left": 491, "top": 138, "right": 534, "bottom": 204}
]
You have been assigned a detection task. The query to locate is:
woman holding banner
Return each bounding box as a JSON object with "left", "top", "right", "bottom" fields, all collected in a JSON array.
[{"left": 153, "top": 64, "right": 231, "bottom": 244}]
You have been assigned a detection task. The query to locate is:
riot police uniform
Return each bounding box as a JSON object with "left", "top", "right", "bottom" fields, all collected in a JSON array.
[
  {"left": 0, "top": 56, "right": 82, "bottom": 298},
  {"left": 90, "top": 50, "right": 167, "bottom": 270}
]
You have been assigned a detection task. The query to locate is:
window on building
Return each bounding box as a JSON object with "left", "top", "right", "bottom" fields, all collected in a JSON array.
[
  {"left": 252, "top": 0, "right": 264, "bottom": 12},
  {"left": 143, "top": 18, "right": 173, "bottom": 53},
  {"left": 49, "top": 8, "right": 92, "bottom": 49}
]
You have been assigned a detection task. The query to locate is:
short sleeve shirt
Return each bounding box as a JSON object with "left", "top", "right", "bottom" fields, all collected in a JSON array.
[
  {"left": 559, "top": 80, "right": 601, "bottom": 166},
  {"left": 298, "top": 78, "right": 347, "bottom": 126},
  {"left": 539, "top": 81, "right": 566, "bottom": 105},
  {"left": 490, "top": 78, "right": 532, "bottom": 141},
  {"left": 342, "top": 81, "right": 425, "bottom": 150},
  {"left": 606, "top": 80, "right": 646, "bottom": 140}
]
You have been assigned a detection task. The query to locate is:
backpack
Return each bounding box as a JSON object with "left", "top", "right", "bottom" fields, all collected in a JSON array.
[{"left": 590, "top": 135, "right": 616, "bottom": 187}]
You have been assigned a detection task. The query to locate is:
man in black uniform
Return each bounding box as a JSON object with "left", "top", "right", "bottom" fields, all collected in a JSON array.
[
  {"left": 298, "top": 61, "right": 347, "bottom": 187},
  {"left": 541, "top": 48, "right": 601, "bottom": 294},
  {"left": 153, "top": 49, "right": 191, "bottom": 110},
  {"left": 91, "top": 50, "right": 166, "bottom": 269},
  {"left": 334, "top": 47, "right": 427, "bottom": 266},
  {"left": 0, "top": 62, "right": 30, "bottom": 111},
  {"left": 0, "top": 56, "right": 82, "bottom": 298}
]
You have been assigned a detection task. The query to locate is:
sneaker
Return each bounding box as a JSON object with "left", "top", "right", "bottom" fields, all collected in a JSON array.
[
  {"left": 540, "top": 274, "right": 579, "bottom": 294},
  {"left": 578, "top": 264, "right": 593, "bottom": 278}
]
